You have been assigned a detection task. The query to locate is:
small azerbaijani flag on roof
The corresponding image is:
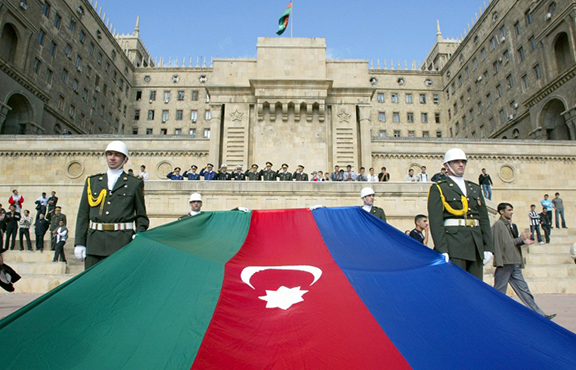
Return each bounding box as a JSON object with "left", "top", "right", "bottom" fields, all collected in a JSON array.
[{"left": 276, "top": 1, "right": 292, "bottom": 36}]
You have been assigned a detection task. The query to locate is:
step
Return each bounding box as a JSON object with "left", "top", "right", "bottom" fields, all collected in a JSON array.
[
  {"left": 525, "top": 254, "right": 574, "bottom": 265},
  {"left": 525, "top": 244, "right": 573, "bottom": 254},
  {"left": 2, "top": 250, "right": 55, "bottom": 263},
  {"left": 1, "top": 274, "right": 75, "bottom": 294},
  {"left": 7, "top": 262, "right": 67, "bottom": 275},
  {"left": 482, "top": 275, "right": 576, "bottom": 295}
]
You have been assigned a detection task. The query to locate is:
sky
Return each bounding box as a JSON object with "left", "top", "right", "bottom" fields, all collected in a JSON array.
[{"left": 94, "top": 0, "right": 488, "bottom": 66}]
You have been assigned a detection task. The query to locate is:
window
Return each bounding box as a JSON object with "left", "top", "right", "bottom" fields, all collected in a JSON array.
[
  {"left": 147, "top": 110, "right": 154, "bottom": 120},
  {"left": 82, "top": 88, "right": 88, "bottom": 101},
  {"left": 94, "top": 75, "right": 100, "bottom": 89},
  {"left": 506, "top": 74, "right": 513, "bottom": 89},
  {"left": 472, "top": 58, "right": 478, "bottom": 70},
  {"left": 435, "top": 112, "right": 441, "bottom": 124},
  {"left": 493, "top": 61, "right": 499, "bottom": 74},
  {"left": 514, "top": 22, "right": 521, "bottom": 36},
  {"left": 134, "top": 109, "right": 140, "bottom": 121},
  {"left": 458, "top": 75, "right": 462, "bottom": 87},
  {"left": 105, "top": 61, "right": 110, "bottom": 73},
  {"left": 189, "top": 128, "right": 196, "bottom": 137},
  {"left": 392, "top": 112, "right": 400, "bottom": 123},
  {"left": 499, "top": 109, "right": 506, "bottom": 124},
  {"left": 58, "top": 95, "right": 65, "bottom": 111},
  {"left": 38, "top": 29, "right": 45, "bottom": 45},
  {"left": 132, "top": 127, "right": 138, "bottom": 135},
  {"left": 86, "top": 65, "right": 91, "bottom": 76},
  {"left": 191, "top": 90, "right": 199, "bottom": 101},
  {"left": 97, "top": 52, "right": 102, "bottom": 65},
  {"left": 421, "top": 113, "right": 428, "bottom": 123},
  {"left": 521, "top": 74, "right": 529, "bottom": 90},
  {"left": 464, "top": 67, "right": 470, "bottom": 79},
  {"left": 149, "top": 90, "right": 156, "bottom": 101},
  {"left": 42, "top": 2, "right": 51, "bottom": 17},
  {"left": 477, "top": 101, "right": 483, "bottom": 114},
  {"left": 379, "top": 130, "right": 386, "bottom": 138},
  {"left": 61, "top": 68, "right": 68, "bottom": 83},
  {"left": 378, "top": 112, "right": 386, "bottom": 122},
  {"left": 483, "top": 70, "right": 489, "bottom": 82},
  {"left": 175, "top": 128, "right": 182, "bottom": 135},
  {"left": 481, "top": 48, "right": 486, "bottom": 61},
  {"left": 69, "top": 104, "right": 75, "bottom": 118},
  {"left": 75, "top": 56, "right": 82, "bottom": 69},
  {"left": 163, "top": 91, "right": 171, "bottom": 102},
  {"left": 89, "top": 42, "right": 94, "bottom": 56},
  {"left": 91, "top": 97, "right": 96, "bottom": 109},
  {"left": 408, "top": 130, "right": 415, "bottom": 138},
  {"left": 436, "top": 131, "right": 442, "bottom": 138},
  {"left": 136, "top": 91, "right": 142, "bottom": 101},
  {"left": 176, "top": 110, "right": 183, "bottom": 120},
  {"left": 534, "top": 64, "right": 541, "bottom": 80},
  {"left": 406, "top": 112, "right": 414, "bottom": 123},
  {"left": 162, "top": 110, "right": 169, "bottom": 122},
  {"left": 391, "top": 93, "right": 399, "bottom": 103},
  {"left": 393, "top": 130, "right": 401, "bottom": 137},
  {"left": 68, "top": 19, "right": 76, "bottom": 33},
  {"left": 500, "top": 26, "right": 506, "bottom": 39},
  {"left": 54, "top": 13, "right": 61, "bottom": 29},
  {"left": 160, "top": 128, "right": 167, "bottom": 135},
  {"left": 490, "top": 37, "right": 497, "bottom": 50},
  {"left": 205, "top": 110, "right": 211, "bottom": 120},
  {"left": 203, "top": 128, "right": 211, "bottom": 138},
  {"left": 433, "top": 93, "right": 439, "bottom": 104},
  {"left": 72, "top": 78, "right": 79, "bottom": 92},
  {"left": 496, "top": 84, "right": 503, "bottom": 98},
  {"left": 419, "top": 94, "right": 426, "bottom": 104},
  {"left": 448, "top": 109, "right": 451, "bottom": 120},
  {"left": 486, "top": 93, "right": 492, "bottom": 106},
  {"left": 146, "top": 128, "right": 153, "bottom": 135},
  {"left": 190, "top": 110, "right": 198, "bottom": 122},
  {"left": 518, "top": 47, "right": 525, "bottom": 62},
  {"left": 402, "top": 93, "right": 411, "bottom": 104},
  {"left": 469, "top": 108, "right": 474, "bottom": 121},
  {"left": 48, "top": 41, "right": 57, "bottom": 58},
  {"left": 422, "top": 131, "right": 430, "bottom": 138},
  {"left": 525, "top": 10, "right": 532, "bottom": 25},
  {"left": 65, "top": 44, "right": 72, "bottom": 57},
  {"left": 205, "top": 93, "right": 210, "bottom": 103},
  {"left": 377, "top": 93, "right": 384, "bottom": 103},
  {"left": 529, "top": 36, "right": 536, "bottom": 51},
  {"left": 503, "top": 49, "right": 510, "bottom": 63},
  {"left": 455, "top": 122, "right": 460, "bottom": 134},
  {"left": 454, "top": 102, "right": 458, "bottom": 114},
  {"left": 79, "top": 30, "right": 85, "bottom": 43},
  {"left": 177, "top": 91, "right": 185, "bottom": 101},
  {"left": 33, "top": 58, "right": 41, "bottom": 73},
  {"left": 111, "top": 50, "right": 116, "bottom": 61}
]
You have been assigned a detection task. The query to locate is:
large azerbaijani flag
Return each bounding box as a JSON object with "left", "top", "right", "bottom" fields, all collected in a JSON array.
[{"left": 1, "top": 207, "right": 576, "bottom": 369}]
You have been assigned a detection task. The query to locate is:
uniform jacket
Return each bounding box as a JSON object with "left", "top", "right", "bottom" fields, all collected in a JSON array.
[
  {"left": 216, "top": 171, "right": 231, "bottom": 180},
  {"left": 492, "top": 218, "right": 524, "bottom": 268},
  {"left": 75, "top": 172, "right": 149, "bottom": 257},
  {"left": 183, "top": 171, "right": 200, "bottom": 180},
  {"left": 260, "top": 169, "right": 277, "bottom": 181},
  {"left": 367, "top": 206, "right": 386, "bottom": 222},
  {"left": 199, "top": 169, "right": 217, "bottom": 180},
  {"left": 50, "top": 213, "right": 67, "bottom": 231},
  {"left": 4, "top": 212, "right": 20, "bottom": 228},
  {"left": 245, "top": 171, "right": 261, "bottom": 181},
  {"left": 278, "top": 171, "right": 293, "bottom": 181},
  {"left": 233, "top": 172, "right": 246, "bottom": 181},
  {"left": 427, "top": 177, "right": 493, "bottom": 261},
  {"left": 293, "top": 172, "right": 308, "bottom": 181},
  {"left": 166, "top": 172, "right": 184, "bottom": 180}
]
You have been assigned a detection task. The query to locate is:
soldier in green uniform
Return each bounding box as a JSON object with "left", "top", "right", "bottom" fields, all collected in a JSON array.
[
  {"left": 260, "top": 162, "right": 277, "bottom": 181},
  {"left": 360, "top": 187, "right": 386, "bottom": 222},
  {"left": 49, "top": 206, "right": 67, "bottom": 251},
  {"left": 427, "top": 148, "right": 493, "bottom": 280},
  {"left": 74, "top": 141, "right": 149, "bottom": 269},
  {"left": 245, "top": 164, "right": 261, "bottom": 181},
  {"left": 293, "top": 165, "right": 309, "bottom": 181},
  {"left": 278, "top": 163, "right": 293, "bottom": 181}
]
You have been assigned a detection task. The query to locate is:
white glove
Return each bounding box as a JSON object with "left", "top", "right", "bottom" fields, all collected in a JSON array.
[
  {"left": 441, "top": 253, "right": 449, "bottom": 263},
  {"left": 237, "top": 207, "right": 250, "bottom": 213},
  {"left": 74, "top": 246, "right": 86, "bottom": 261},
  {"left": 309, "top": 205, "right": 324, "bottom": 210},
  {"left": 483, "top": 251, "right": 493, "bottom": 266}
]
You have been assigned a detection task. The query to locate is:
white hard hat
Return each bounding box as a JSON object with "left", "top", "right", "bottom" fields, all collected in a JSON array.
[
  {"left": 443, "top": 148, "right": 467, "bottom": 164},
  {"left": 189, "top": 193, "right": 203, "bottom": 202},
  {"left": 105, "top": 141, "right": 129, "bottom": 158},
  {"left": 360, "top": 187, "right": 375, "bottom": 198}
]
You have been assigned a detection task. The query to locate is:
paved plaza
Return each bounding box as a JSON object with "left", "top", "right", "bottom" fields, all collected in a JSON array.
[{"left": 1, "top": 293, "right": 575, "bottom": 334}]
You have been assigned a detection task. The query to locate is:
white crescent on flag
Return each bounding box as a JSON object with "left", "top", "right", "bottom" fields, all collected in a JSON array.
[{"left": 240, "top": 265, "right": 322, "bottom": 289}]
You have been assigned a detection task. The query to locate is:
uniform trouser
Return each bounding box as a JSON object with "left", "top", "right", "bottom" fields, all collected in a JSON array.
[
  {"left": 51, "top": 234, "right": 56, "bottom": 250},
  {"left": 85, "top": 254, "right": 107, "bottom": 270},
  {"left": 19, "top": 228, "right": 32, "bottom": 250},
  {"left": 53, "top": 241, "right": 66, "bottom": 262},
  {"left": 555, "top": 209, "right": 566, "bottom": 228},
  {"left": 35, "top": 233, "right": 45, "bottom": 251},
  {"left": 541, "top": 224, "right": 551, "bottom": 243},
  {"left": 5, "top": 226, "right": 17, "bottom": 250},
  {"left": 450, "top": 257, "right": 484, "bottom": 281},
  {"left": 530, "top": 225, "right": 542, "bottom": 242},
  {"left": 493, "top": 264, "right": 546, "bottom": 316}
]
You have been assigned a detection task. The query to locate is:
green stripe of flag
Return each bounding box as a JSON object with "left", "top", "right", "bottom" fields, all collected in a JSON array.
[{"left": 277, "top": 2, "right": 292, "bottom": 36}]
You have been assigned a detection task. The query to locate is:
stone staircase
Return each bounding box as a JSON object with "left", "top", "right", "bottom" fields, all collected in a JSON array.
[
  {"left": 2, "top": 230, "right": 575, "bottom": 295},
  {"left": 1, "top": 238, "right": 83, "bottom": 294}
]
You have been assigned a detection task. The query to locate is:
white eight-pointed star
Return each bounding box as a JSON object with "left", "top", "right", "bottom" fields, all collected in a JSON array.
[{"left": 259, "top": 286, "right": 308, "bottom": 310}]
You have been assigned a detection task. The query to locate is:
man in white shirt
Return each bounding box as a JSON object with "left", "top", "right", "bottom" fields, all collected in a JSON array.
[
  {"left": 138, "top": 165, "right": 149, "bottom": 181},
  {"left": 417, "top": 166, "right": 429, "bottom": 182},
  {"left": 405, "top": 169, "right": 418, "bottom": 182},
  {"left": 18, "top": 209, "right": 33, "bottom": 251}
]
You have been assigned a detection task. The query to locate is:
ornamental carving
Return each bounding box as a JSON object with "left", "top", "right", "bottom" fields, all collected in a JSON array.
[
  {"left": 66, "top": 161, "right": 84, "bottom": 179},
  {"left": 230, "top": 110, "right": 244, "bottom": 121},
  {"left": 498, "top": 164, "right": 516, "bottom": 183},
  {"left": 337, "top": 110, "right": 351, "bottom": 123},
  {"left": 156, "top": 161, "right": 173, "bottom": 179}
]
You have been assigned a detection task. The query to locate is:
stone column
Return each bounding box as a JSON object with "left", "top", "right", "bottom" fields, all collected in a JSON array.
[
  {"left": 562, "top": 106, "right": 576, "bottom": 140},
  {"left": 0, "top": 102, "right": 12, "bottom": 133},
  {"left": 357, "top": 104, "right": 373, "bottom": 169},
  {"left": 208, "top": 104, "right": 223, "bottom": 166}
]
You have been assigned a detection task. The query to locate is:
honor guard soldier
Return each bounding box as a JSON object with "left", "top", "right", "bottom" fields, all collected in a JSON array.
[
  {"left": 246, "top": 164, "right": 261, "bottom": 181},
  {"left": 179, "top": 193, "right": 203, "bottom": 219},
  {"left": 427, "top": 148, "right": 493, "bottom": 280},
  {"left": 293, "top": 165, "right": 309, "bottom": 181},
  {"left": 278, "top": 164, "right": 293, "bottom": 181},
  {"left": 360, "top": 187, "right": 387, "bottom": 222},
  {"left": 74, "top": 141, "right": 149, "bottom": 269},
  {"left": 260, "top": 162, "right": 277, "bottom": 181}
]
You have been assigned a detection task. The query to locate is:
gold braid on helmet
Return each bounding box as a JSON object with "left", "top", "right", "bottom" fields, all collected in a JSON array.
[
  {"left": 87, "top": 178, "right": 106, "bottom": 214},
  {"left": 429, "top": 183, "right": 469, "bottom": 216}
]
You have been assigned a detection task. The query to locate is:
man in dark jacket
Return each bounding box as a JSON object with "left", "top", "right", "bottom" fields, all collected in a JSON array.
[{"left": 35, "top": 213, "right": 50, "bottom": 252}]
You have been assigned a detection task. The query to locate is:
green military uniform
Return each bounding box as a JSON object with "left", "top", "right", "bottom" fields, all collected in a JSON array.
[
  {"left": 49, "top": 210, "right": 67, "bottom": 250},
  {"left": 75, "top": 172, "right": 149, "bottom": 268},
  {"left": 278, "top": 170, "right": 292, "bottom": 181},
  {"left": 368, "top": 206, "right": 386, "bottom": 222},
  {"left": 427, "top": 177, "right": 493, "bottom": 279},
  {"left": 260, "top": 169, "right": 277, "bottom": 181},
  {"left": 246, "top": 170, "right": 261, "bottom": 181},
  {"left": 293, "top": 172, "right": 309, "bottom": 181}
]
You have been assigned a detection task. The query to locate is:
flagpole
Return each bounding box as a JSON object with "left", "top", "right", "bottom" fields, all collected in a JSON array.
[{"left": 291, "top": 0, "right": 293, "bottom": 37}]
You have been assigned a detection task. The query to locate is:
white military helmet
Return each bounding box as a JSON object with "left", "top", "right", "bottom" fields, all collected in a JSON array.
[
  {"left": 443, "top": 148, "right": 467, "bottom": 164},
  {"left": 189, "top": 193, "right": 203, "bottom": 202},
  {"left": 105, "top": 141, "right": 129, "bottom": 158},
  {"left": 360, "top": 187, "right": 375, "bottom": 198}
]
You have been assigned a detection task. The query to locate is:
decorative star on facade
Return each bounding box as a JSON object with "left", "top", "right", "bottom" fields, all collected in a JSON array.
[
  {"left": 337, "top": 110, "right": 351, "bottom": 122},
  {"left": 230, "top": 110, "right": 244, "bottom": 121},
  {"left": 259, "top": 286, "right": 308, "bottom": 310}
]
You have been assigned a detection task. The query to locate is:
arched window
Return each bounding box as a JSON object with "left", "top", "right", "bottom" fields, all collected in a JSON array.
[
  {"left": 512, "top": 129, "right": 520, "bottom": 139},
  {"left": 554, "top": 32, "right": 573, "bottom": 73},
  {"left": 0, "top": 24, "right": 18, "bottom": 63},
  {"left": 53, "top": 123, "right": 62, "bottom": 135}
]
